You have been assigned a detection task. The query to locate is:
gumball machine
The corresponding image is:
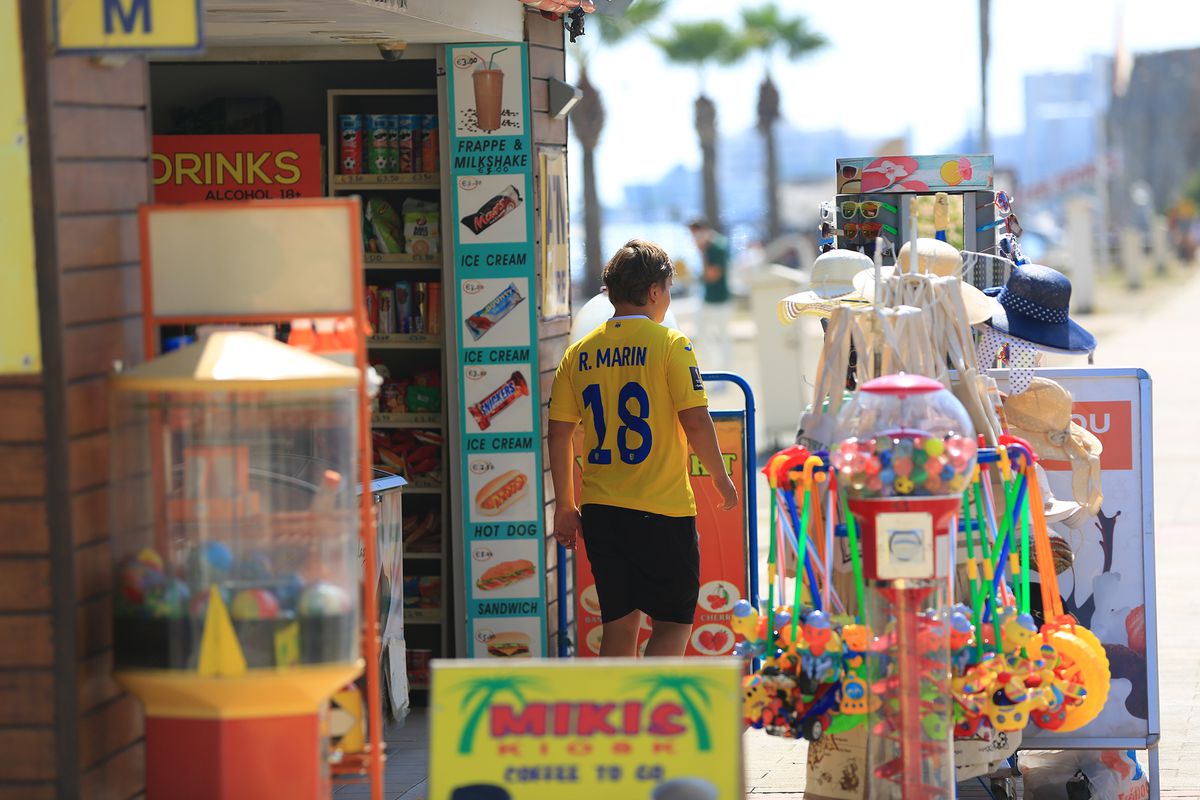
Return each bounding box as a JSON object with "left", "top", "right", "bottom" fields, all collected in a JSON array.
[
  {"left": 108, "top": 331, "right": 363, "bottom": 800},
  {"left": 831, "top": 374, "right": 978, "bottom": 799}
]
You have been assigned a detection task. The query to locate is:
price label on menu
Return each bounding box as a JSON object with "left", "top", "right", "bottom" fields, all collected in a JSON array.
[{"left": 447, "top": 43, "right": 547, "bottom": 659}]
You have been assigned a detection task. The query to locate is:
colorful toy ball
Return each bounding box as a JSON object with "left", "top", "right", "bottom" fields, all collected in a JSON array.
[
  {"left": 298, "top": 582, "right": 351, "bottom": 617},
  {"left": 120, "top": 558, "right": 165, "bottom": 606},
  {"left": 187, "top": 541, "right": 234, "bottom": 581},
  {"left": 144, "top": 577, "right": 190, "bottom": 619},
  {"left": 136, "top": 548, "right": 164, "bottom": 571},
  {"left": 234, "top": 552, "right": 272, "bottom": 581},
  {"left": 230, "top": 588, "right": 281, "bottom": 620},
  {"left": 274, "top": 573, "right": 306, "bottom": 612}
]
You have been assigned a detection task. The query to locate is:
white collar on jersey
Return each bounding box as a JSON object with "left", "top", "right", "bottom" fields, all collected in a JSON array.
[{"left": 609, "top": 314, "right": 650, "bottom": 321}]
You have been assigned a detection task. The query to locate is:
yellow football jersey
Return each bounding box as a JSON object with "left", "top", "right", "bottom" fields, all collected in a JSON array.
[{"left": 549, "top": 316, "right": 709, "bottom": 517}]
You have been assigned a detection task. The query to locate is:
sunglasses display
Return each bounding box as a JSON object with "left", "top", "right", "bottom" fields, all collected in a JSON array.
[
  {"left": 840, "top": 200, "right": 898, "bottom": 219},
  {"left": 842, "top": 221, "right": 899, "bottom": 241},
  {"left": 840, "top": 164, "right": 861, "bottom": 180}
]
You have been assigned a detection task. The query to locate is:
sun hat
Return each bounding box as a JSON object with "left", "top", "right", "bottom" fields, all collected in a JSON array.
[
  {"left": 1035, "top": 462, "right": 1086, "bottom": 527},
  {"left": 983, "top": 264, "right": 1095, "bottom": 354},
  {"left": 1004, "top": 377, "right": 1102, "bottom": 515},
  {"left": 853, "top": 238, "right": 999, "bottom": 325},
  {"left": 778, "top": 249, "right": 872, "bottom": 322}
]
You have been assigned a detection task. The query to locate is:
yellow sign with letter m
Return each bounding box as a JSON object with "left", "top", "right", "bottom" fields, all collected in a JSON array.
[{"left": 55, "top": 0, "right": 202, "bottom": 54}]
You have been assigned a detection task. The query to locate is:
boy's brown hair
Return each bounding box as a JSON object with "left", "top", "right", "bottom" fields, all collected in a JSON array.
[{"left": 602, "top": 239, "right": 675, "bottom": 306}]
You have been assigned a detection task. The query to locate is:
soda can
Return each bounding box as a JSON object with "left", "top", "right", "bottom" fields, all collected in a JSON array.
[
  {"left": 338, "top": 114, "right": 363, "bottom": 175},
  {"left": 378, "top": 288, "right": 396, "bottom": 334},
  {"left": 396, "top": 114, "right": 418, "bottom": 174},
  {"left": 393, "top": 281, "right": 413, "bottom": 333},
  {"left": 418, "top": 114, "right": 439, "bottom": 174},
  {"left": 425, "top": 281, "right": 442, "bottom": 335},
  {"left": 367, "top": 114, "right": 391, "bottom": 174},
  {"left": 385, "top": 115, "right": 400, "bottom": 173}
]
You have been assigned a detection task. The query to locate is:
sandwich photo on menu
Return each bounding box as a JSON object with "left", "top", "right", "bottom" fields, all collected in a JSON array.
[
  {"left": 486, "top": 631, "right": 531, "bottom": 658},
  {"left": 474, "top": 559, "right": 535, "bottom": 592}
]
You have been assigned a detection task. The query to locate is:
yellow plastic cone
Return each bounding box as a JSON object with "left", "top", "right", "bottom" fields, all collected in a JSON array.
[{"left": 196, "top": 584, "right": 247, "bottom": 678}]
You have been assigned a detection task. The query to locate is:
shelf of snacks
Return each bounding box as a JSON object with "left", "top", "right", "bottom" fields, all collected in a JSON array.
[
  {"left": 402, "top": 507, "right": 442, "bottom": 556},
  {"left": 373, "top": 428, "right": 442, "bottom": 487},
  {"left": 372, "top": 413, "right": 442, "bottom": 428},
  {"left": 367, "top": 334, "right": 442, "bottom": 349},
  {"left": 364, "top": 252, "right": 441, "bottom": 268},
  {"left": 333, "top": 172, "right": 439, "bottom": 189}
]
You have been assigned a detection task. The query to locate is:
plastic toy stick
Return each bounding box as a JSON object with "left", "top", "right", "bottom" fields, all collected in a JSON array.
[
  {"left": 824, "top": 480, "right": 836, "bottom": 612},
  {"left": 987, "top": 473, "right": 1028, "bottom": 622},
  {"left": 767, "top": 489, "right": 778, "bottom": 616},
  {"left": 960, "top": 489, "right": 986, "bottom": 658},
  {"left": 774, "top": 499, "right": 845, "bottom": 614},
  {"left": 836, "top": 491, "right": 866, "bottom": 623},
  {"left": 1019, "top": 491, "right": 1031, "bottom": 613},
  {"left": 787, "top": 488, "right": 809, "bottom": 643}
]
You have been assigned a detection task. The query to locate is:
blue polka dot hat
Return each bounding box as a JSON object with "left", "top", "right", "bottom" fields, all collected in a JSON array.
[{"left": 983, "top": 264, "right": 1095, "bottom": 354}]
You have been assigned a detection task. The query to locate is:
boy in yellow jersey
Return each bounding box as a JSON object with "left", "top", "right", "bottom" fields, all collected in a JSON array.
[{"left": 548, "top": 240, "right": 738, "bottom": 657}]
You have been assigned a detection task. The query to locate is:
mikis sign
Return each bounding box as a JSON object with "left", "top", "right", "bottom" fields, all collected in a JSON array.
[
  {"left": 54, "top": 0, "right": 202, "bottom": 54},
  {"left": 431, "top": 660, "right": 743, "bottom": 799},
  {"left": 152, "top": 135, "right": 322, "bottom": 204}
]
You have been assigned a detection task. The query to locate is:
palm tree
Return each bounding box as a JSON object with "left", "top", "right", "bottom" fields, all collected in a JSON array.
[
  {"left": 572, "top": 0, "right": 670, "bottom": 295},
  {"left": 455, "top": 675, "right": 538, "bottom": 754},
  {"left": 736, "top": 4, "right": 826, "bottom": 242},
  {"left": 628, "top": 673, "right": 721, "bottom": 751},
  {"left": 654, "top": 21, "right": 746, "bottom": 230}
]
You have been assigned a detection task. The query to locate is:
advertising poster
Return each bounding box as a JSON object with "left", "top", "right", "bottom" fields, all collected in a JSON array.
[
  {"left": 0, "top": 0, "right": 41, "bottom": 375},
  {"left": 835, "top": 153, "right": 993, "bottom": 194},
  {"left": 991, "top": 368, "right": 1158, "bottom": 746},
  {"left": 573, "top": 414, "right": 748, "bottom": 657},
  {"left": 447, "top": 43, "right": 547, "bottom": 659},
  {"left": 539, "top": 149, "right": 570, "bottom": 320},
  {"left": 152, "top": 135, "right": 322, "bottom": 203},
  {"left": 430, "top": 659, "right": 744, "bottom": 800}
]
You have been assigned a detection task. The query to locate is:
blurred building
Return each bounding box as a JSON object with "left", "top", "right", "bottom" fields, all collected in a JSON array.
[{"left": 1108, "top": 47, "right": 1200, "bottom": 214}]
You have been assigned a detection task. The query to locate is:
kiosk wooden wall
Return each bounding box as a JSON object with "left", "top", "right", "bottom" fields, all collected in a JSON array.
[
  {"left": 525, "top": 8, "right": 575, "bottom": 656},
  {"left": 2, "top": 1, "right": 151, "bottom": 794}
]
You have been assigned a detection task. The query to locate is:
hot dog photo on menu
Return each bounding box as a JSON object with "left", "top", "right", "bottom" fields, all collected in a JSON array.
[
  {"left": 469, "top": 540, "right": 539, "bottom": 600},
  {"left": 467, "top": 453, "right": 537, "bottom": 523}
]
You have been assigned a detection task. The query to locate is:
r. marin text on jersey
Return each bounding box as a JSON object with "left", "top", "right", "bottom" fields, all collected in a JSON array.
[{"left": 577, "top": 346, "right": 648, "bottom": 372}]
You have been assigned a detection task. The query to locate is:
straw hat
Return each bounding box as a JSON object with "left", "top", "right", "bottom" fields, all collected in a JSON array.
[
  {"left": 1035, "top": 462, "right": 1086, "bottom": 527},
  {"left": 778, "top": 249, "right": 872, "bottom": 322},
  {"left": 853, "top": 238, "right": 999, "bottom": 324},
  {"left": 1004, "top": 377, "right": 1103, "bottom": 515}
]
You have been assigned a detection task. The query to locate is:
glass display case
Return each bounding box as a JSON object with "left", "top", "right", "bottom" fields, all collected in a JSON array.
[{"left": 109, "top": 331, "right": 363, "bottom": 676}]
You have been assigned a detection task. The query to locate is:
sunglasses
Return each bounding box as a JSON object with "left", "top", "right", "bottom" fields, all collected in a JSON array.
[
  {"left": 840, "top": 200, "right": 898, "bottom": 219},
  {"left": 977, "top": 211, "right": 1023, "bottom": 237},
  {"left": 840, "top": 164, "right": 862, "bottom": 180},
  {"left": 842, "top": 221, "right": 899, "bottom": 241}
]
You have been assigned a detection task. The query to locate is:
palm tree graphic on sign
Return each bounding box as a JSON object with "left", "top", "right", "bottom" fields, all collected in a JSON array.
[
  {"left": 455, "top": 676, "right": 539, "bottom": 755},
  {"left": 627, "top": 674, "right": 720, "bottom": 752}
]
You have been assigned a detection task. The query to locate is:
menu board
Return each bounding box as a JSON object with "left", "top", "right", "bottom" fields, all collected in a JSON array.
[{"left": 446, "top": 43, "right": 547, "bottom": 659}]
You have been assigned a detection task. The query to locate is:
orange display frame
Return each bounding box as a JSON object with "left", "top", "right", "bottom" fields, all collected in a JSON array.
[
  {"left": 137, "top": 197, "right": 384, "bottom": 800},
  {"left": 571, "top": 413, "right": 749, "bottom": 657}
]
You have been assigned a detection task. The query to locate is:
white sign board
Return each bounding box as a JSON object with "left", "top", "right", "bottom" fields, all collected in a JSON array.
[{"left": 990, "top": 367, "right": 1158, "bottom": 749}]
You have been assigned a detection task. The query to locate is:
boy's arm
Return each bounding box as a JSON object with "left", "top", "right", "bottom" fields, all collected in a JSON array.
[
  {"left": 678, "top": 406, "right": 738, "bottom": 510},
  {"left": 548, "top": 419, "right": 582, "bottom": 549}
]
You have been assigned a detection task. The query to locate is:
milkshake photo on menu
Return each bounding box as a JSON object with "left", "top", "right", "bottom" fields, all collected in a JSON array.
[
  {"left": 452, "top": 46, "right": 525, "bottom": 137},
  {"left": 457, "top": 174, "right": 528, "bottom": 244}
]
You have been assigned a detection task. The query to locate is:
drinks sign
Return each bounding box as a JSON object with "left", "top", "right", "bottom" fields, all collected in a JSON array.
[
  {"left": 446, "top": 44, "right": 546, "bottom": 659},
  {"left": 429, "top": 659, "right": 744, "bottom": 799},
  {"left": 152, "top": 135, "right": 322, "bottom": 203}
]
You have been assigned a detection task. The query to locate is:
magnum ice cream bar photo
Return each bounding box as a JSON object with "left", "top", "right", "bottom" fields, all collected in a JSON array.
[{"left": 460, "top": 185, "right": 522, "bottom": 236}]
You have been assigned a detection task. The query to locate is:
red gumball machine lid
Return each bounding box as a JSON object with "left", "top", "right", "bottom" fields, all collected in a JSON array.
[{"left": 859, "top": 374, "right": 945, "bottom": 398}]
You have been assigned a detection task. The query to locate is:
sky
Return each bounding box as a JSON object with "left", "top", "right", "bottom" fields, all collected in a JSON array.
[{"left": 567, "top": 0, "right": 1200, "bottom": 205}]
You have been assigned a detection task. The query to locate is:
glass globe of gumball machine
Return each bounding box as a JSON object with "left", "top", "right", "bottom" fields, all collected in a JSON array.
[
  {"left": 831, "top": 374, "right": 977, "bottom": 800},
  {"left": 108, "top": 331, "right": 364, "bottom": 800}
]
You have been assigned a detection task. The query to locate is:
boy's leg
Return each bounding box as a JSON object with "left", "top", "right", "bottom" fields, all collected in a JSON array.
[
  {"left": 599, "top": 610, "right": 644, "bottom": 657},
  {"left": 644, "top": 620, "right": 692, "bottom": 657}
]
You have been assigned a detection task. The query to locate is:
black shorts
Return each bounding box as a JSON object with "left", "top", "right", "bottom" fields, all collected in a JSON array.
[{"left": 580, "top": 504, "right": 700, "bottom": 625}]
